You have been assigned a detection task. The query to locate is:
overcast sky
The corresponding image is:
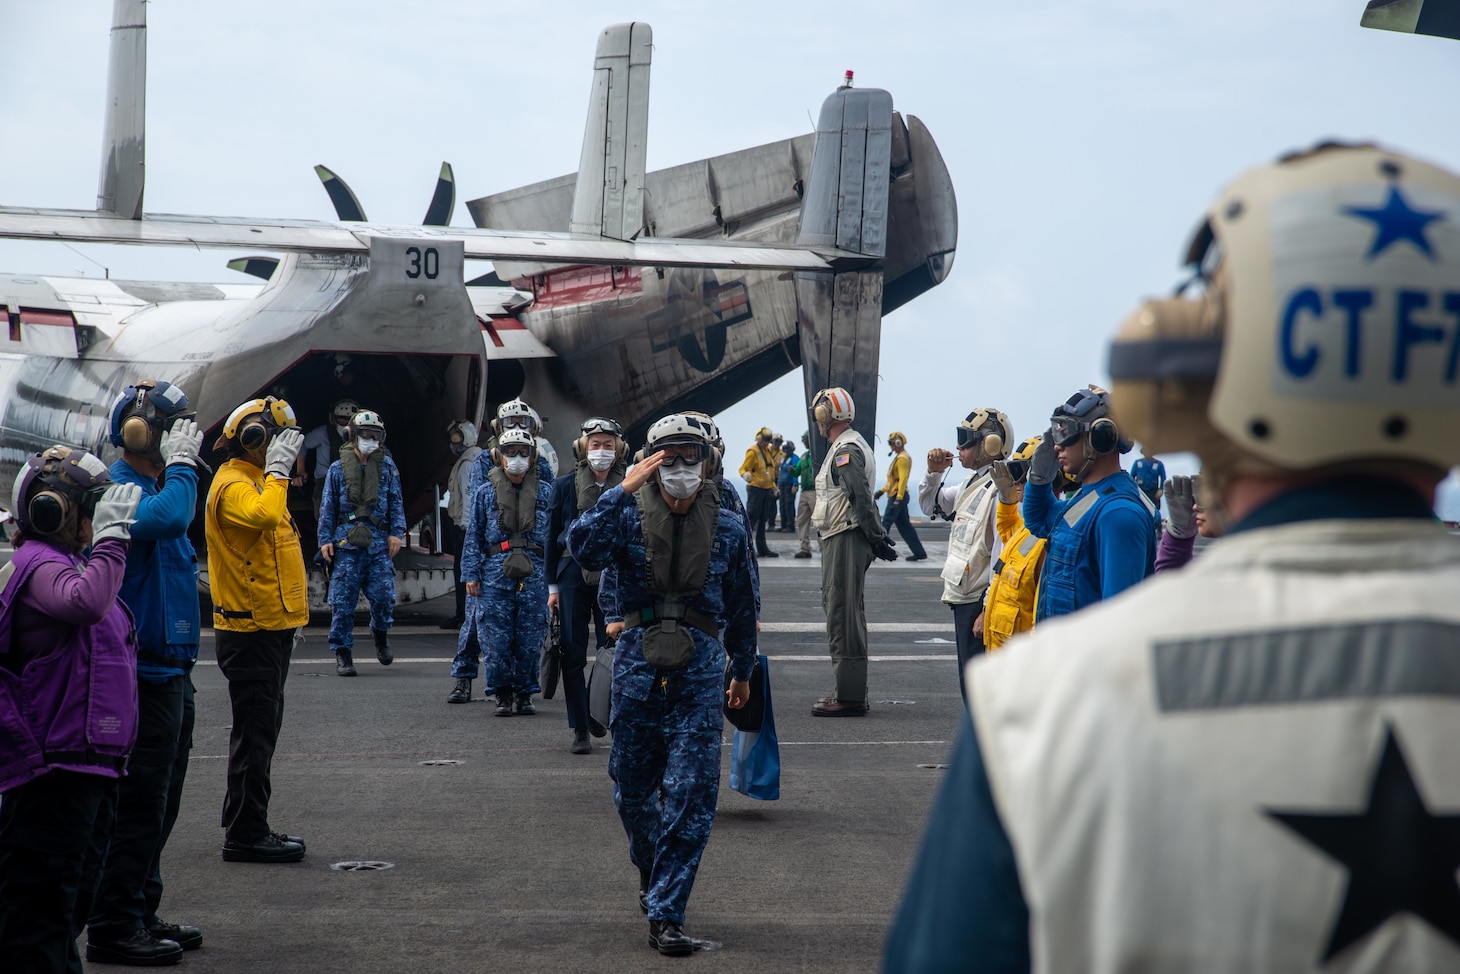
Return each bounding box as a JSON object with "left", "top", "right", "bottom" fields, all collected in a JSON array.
[{"left": 2, "top": 2, "right": 1458, "bottom": 515}]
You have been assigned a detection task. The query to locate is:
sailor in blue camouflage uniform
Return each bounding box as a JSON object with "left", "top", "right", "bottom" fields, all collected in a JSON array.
[
  {"left": 468, "top": 398, "right": 557, "bottom": 497},
  {"left": 459, "top": 428, "right": 553, "bottom": 715},
  {"left": 568, "top": 413, "right": 757, "bottom": 957},
  {"left": 317, "top": 409, "right": 406, "bottom": 677}
]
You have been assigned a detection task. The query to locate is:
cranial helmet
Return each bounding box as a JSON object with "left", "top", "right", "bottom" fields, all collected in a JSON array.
[
  {"left": 811, "top": 388, "right": 855, "bottom": 427},
  {"left": 1108, "top": 142, "right": 1460, "bottom": 489},
  {"left": 646, "top": 413, "right": 721, "bottom": 477},
  {"left": 11, "top": 445, "right": 112, "bottom": 545},
  {"left": 495, "top": 427, "right": 537, "bottom": 456},
  {"left": 448, "top": 420, "right": 478, "bottom": 450},
  {"left": 957, "top": 409, "right": 1013, "bottom": 461},
  {"left": 494, "top": 398, "right": 541, "bottom": 436},
  {"left": 109, "top": 379, "right": 193, "bottom": 455},
  {"left": 573, "top": 416, "right": 626, "bottom": 463},
  {"left": 215, "top": 397, "right": 297, "bottom": 452},
  {"left": 683, "top": 411, "right": 725, "bottom": 454},
  {"left": 331, "top": 399, "right": 360, "bottom": 427},
  {"left": 1050, "top": 386, "right": 1129, "bottom": 457},
  {"left": 888, "top": 431, "right": 907, "bottom": 449},
  {"left": 1004, "top": 435, "right": 1043, "bottom": 485},
  {"left": 756, "top": 426, "right": 773, "bottom": 441},
  {"left": 349, "top": 409, "right": 386, "bottom": 443}
]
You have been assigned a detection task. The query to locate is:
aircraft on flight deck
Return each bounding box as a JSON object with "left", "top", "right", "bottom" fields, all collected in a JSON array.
[{"left": 0, "top": 3, "right": 957, "bottom": 600}]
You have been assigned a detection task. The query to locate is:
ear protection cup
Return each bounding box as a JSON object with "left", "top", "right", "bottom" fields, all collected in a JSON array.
[
  {"left": 27, "top": 490, "right": 69, "bottom": 535},
  {"left": 982, "top": 431, "right": 1004, "bottom": 458},
  {"left": 1088, "top": 417, "right": 1120, "bottom": 455},
  {"left": 120, "top": 415, "right": 155, "bottom": 452}
]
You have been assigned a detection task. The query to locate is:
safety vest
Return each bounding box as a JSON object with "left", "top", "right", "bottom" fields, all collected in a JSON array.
[
  {"left": 983, "top": 504, "right": 1045, "bottom": 651},
  {"left": 968, "top": 519, "right": 1460, "bottom": 972},
  {"left": 939, "top": 470, "right": 997, "bottom": 605},
  {"left": 1036, "top": 472, "right": 1155, "bottom": 620},
  {"left": 205, "top": 460, "right": 309, "bottom": 632},
  {"left": 812, "top": 428, "right": 875, "bottom": 539}
]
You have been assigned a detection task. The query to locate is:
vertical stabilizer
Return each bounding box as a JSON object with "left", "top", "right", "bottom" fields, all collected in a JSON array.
[
  {"left": 569, "top": 22, "right": 652, "bottom": 240},
  {"left": 796, "top": 87, "right": 894, "bottom": 457},
  {"left": 96, "top": 0, "right": 147, "bottom": 219}
]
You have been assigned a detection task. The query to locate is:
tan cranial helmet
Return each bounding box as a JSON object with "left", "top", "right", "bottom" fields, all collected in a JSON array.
[{"left": 1108, "top": 142, "right": 1460, "bottom": 485}]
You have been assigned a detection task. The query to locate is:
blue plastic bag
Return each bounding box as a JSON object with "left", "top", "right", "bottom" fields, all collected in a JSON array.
[{"left": 729, "top": 654, "right": 780, "bottom": 800}]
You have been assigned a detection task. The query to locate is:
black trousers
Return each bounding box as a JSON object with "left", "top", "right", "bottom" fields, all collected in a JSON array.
[
  {"left": 88, "top": 674, "right": 194, "bottom": 938},
  {"left": 215, "top": 629, "right": 294, "bottom": 842},
  {"left": 951, "top": 600, "right": 985, "bottom": 701},
  {"left": 746, "top": 486, "right": 775, "bottom": 554},
  {"left": 559, "top": 571, "right": 607, "bottom": 732},
  {"left": 0, "top": 770, "right": 117, "bottom": 974},
  {"left": 778, "top": 487, "right": 797, "bottom": 531},
  {"left": 881, "top": 496, "right": 928, "bottom": 558}
]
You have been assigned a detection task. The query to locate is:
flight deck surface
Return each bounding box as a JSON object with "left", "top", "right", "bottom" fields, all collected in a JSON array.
[{"left": 138, "top": 533, "right": 959, "bottom": 972}]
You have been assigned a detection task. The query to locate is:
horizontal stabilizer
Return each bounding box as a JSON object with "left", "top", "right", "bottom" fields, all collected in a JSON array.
[
  {"left": 423, "top": 162, "right": 455, "bottom": 226},
  {"left": 226, "top": 256, "right": 279, "bottom": 280},
  {"left": 315, "top": 165, "right": 367, "bottom": 221},
  {"left": 0, "top": 206, "right": 859, "bottom": 272}
]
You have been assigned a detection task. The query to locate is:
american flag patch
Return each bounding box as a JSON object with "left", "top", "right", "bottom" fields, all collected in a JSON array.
[{"left": 835, "top": 454, "right": 850, "bottom": 467}]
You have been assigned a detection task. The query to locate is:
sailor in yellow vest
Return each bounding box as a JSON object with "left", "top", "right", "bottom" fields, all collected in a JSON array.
[
  {"left": 887, "top": 144, "right": 1460, "bottom": 971},
  {"left": 205, "top": 397, "right": 309, "bottom": 864},
  {"left": 809, "top": 388, "right": 897, "bottom": 716},
  {"left": 738, "top": 427, "right": 780, "bottom": 557},
  {"left": 982, "top": 436, "right": 1052, "bottom": 651},
  {"left": 876, "top": 432, "right": 927, "bottom": 561},
  {"left": 916, "top": 409, "right": 1012, "bottom": 696}
]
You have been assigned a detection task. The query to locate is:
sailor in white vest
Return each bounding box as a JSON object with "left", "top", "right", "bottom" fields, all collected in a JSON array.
[
  {"left": 885, "top": 143, "right": 1460, "bottom": 972},
  {"left": 917, "top": 409, "right": 1013, "bottom": 698},
  {"left": 809, "top": 387, "right": 898, "bottom": 717}
]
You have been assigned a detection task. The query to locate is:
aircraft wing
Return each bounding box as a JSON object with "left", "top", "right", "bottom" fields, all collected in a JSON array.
[{"left": 0, "top": 206, "right": 863, "bottom": 272}]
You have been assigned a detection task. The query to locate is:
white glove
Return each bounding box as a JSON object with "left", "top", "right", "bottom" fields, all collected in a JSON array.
[
  {"left": 91, "top": 483, "right": 143, "bottom": 545},
  {"left": 1165, "top": 476, "right": 1197, "bottom": 539},
  {"left": 265, "top": 428, "right": 304, "bottom": 480},
  {"left": 1027, "top": 430, "right": 1060, "bottom": 487},
  {"left": 989, "top": 461, "right": 1018, "bottom": 504},
  {"left": 159, "top": 418, "right": 203, "bottom": 469}
]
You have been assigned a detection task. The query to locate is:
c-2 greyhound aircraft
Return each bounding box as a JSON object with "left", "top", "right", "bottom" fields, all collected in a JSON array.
[{"left": 0, "top": 3, "right": 957, "bottom": 600}]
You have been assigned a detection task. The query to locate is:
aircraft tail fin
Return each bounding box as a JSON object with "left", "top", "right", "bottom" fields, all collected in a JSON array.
[
  {"left": 795, "top": 85, "right": 894, "bottom": 456},
  {"left": 96, "top": 0, "right": 147, "bottom": 219},
  {"left": 569, "top": 22, "right": 652, "bottom": 240}
]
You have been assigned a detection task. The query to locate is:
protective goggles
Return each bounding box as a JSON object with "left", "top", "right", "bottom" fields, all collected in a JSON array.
[
  {"left": 500, "top": 444, "right": 534, "bottom": 458},
  {"left": 499, "top": 415, "right": 534, "bottom": 431},
  {"left": 1004, "top": 458, "right": 1031, "bottom": 484},
  {"left": 653, "top": 441, "right": 710, "bottom": 466},
  {"left": 581, "top": 417, "right": 623, "bottom": 438},
  {"left": 955, "top": 427, "right": 990, "bottom": 450},
  {"left": 1049, "top": 416, "right": 1086, "bottom": 448},
  {"left": 41, "top": 476, "right": 108, "bottom": 520}
]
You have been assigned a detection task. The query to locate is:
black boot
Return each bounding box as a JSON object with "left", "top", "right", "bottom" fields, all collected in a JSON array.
[
  {"left": 571, "top": 728, "right": 592, "bottom": 754},
  {"left": 372, "top": 628, "right": 393, "bottom": 665},
  {"left": 336, "top": 650, "right": 357, "bottom": 677},
  {"left": 447, "top": 677, "right": 472, "bottom": 704},
  {"left": 494, "top": 692, "right": 514, "bottom": 717},
  {"left": 86, "top": 928, "right": 184, "bottom": 965},
  {"left": 515, "top": 693, "right": 536, "bottom": 715},
  {"left": 648, "top": 919, "right": 694, "bottom": 957}
]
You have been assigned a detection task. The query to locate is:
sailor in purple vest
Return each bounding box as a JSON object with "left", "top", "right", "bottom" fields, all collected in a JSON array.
[{"left": 0, "top": 446, "right": 144, "bottom": 974}]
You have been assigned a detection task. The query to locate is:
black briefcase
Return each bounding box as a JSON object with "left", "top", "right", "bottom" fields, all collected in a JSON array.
[{"left": 539, "top": 609, "right": 562, "bottom": 700}]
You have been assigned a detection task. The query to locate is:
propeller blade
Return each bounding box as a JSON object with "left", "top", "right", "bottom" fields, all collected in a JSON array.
[
  {"left": 314, "top": 165, "right": 367, "bottom": 222},
  {"left": 226, "top": 256, "right": 279, "bottom": 280},
  {"left": 423, "top": 162, "right": 455, "bottom": 226}
]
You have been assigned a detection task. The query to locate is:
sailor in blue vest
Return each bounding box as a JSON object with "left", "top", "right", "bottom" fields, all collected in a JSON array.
[
  {"left": 85, "top": 379, "right": 204, "bottom": 964},
  {"left": 460, "top": 428, "right": 553, "bottom": 715},
  {"left": 1021, "top": 385, "right": 1155, "bottom": 620},
  {"left": 568, "top": 413, "right": 757, "bottom": 957},
  {"left": 318, "top": 409, "right": 406, "bottom": 677}
]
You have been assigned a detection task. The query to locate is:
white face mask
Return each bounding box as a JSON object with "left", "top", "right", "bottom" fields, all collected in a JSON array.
[
  {"left": 504, "top": 456, "right": 530, "bottom": 476},
  {"left": 659, "top": 463, "right": 703, "bottom": 499},
  {"left": 356, "top": 437, "right": 380, "bottom": 456},
  {"left": 587, "top": 449, "right": 616, "bottom": 471}
]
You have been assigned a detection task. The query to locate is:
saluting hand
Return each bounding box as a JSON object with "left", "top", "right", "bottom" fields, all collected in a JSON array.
[{"left": 621, "top": 452, "right": 665, "bottom": 494}]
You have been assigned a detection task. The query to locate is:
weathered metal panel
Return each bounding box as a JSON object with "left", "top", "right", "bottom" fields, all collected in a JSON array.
[{"left": 96, "top": 0, "right": 147, "bottom": 219}]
